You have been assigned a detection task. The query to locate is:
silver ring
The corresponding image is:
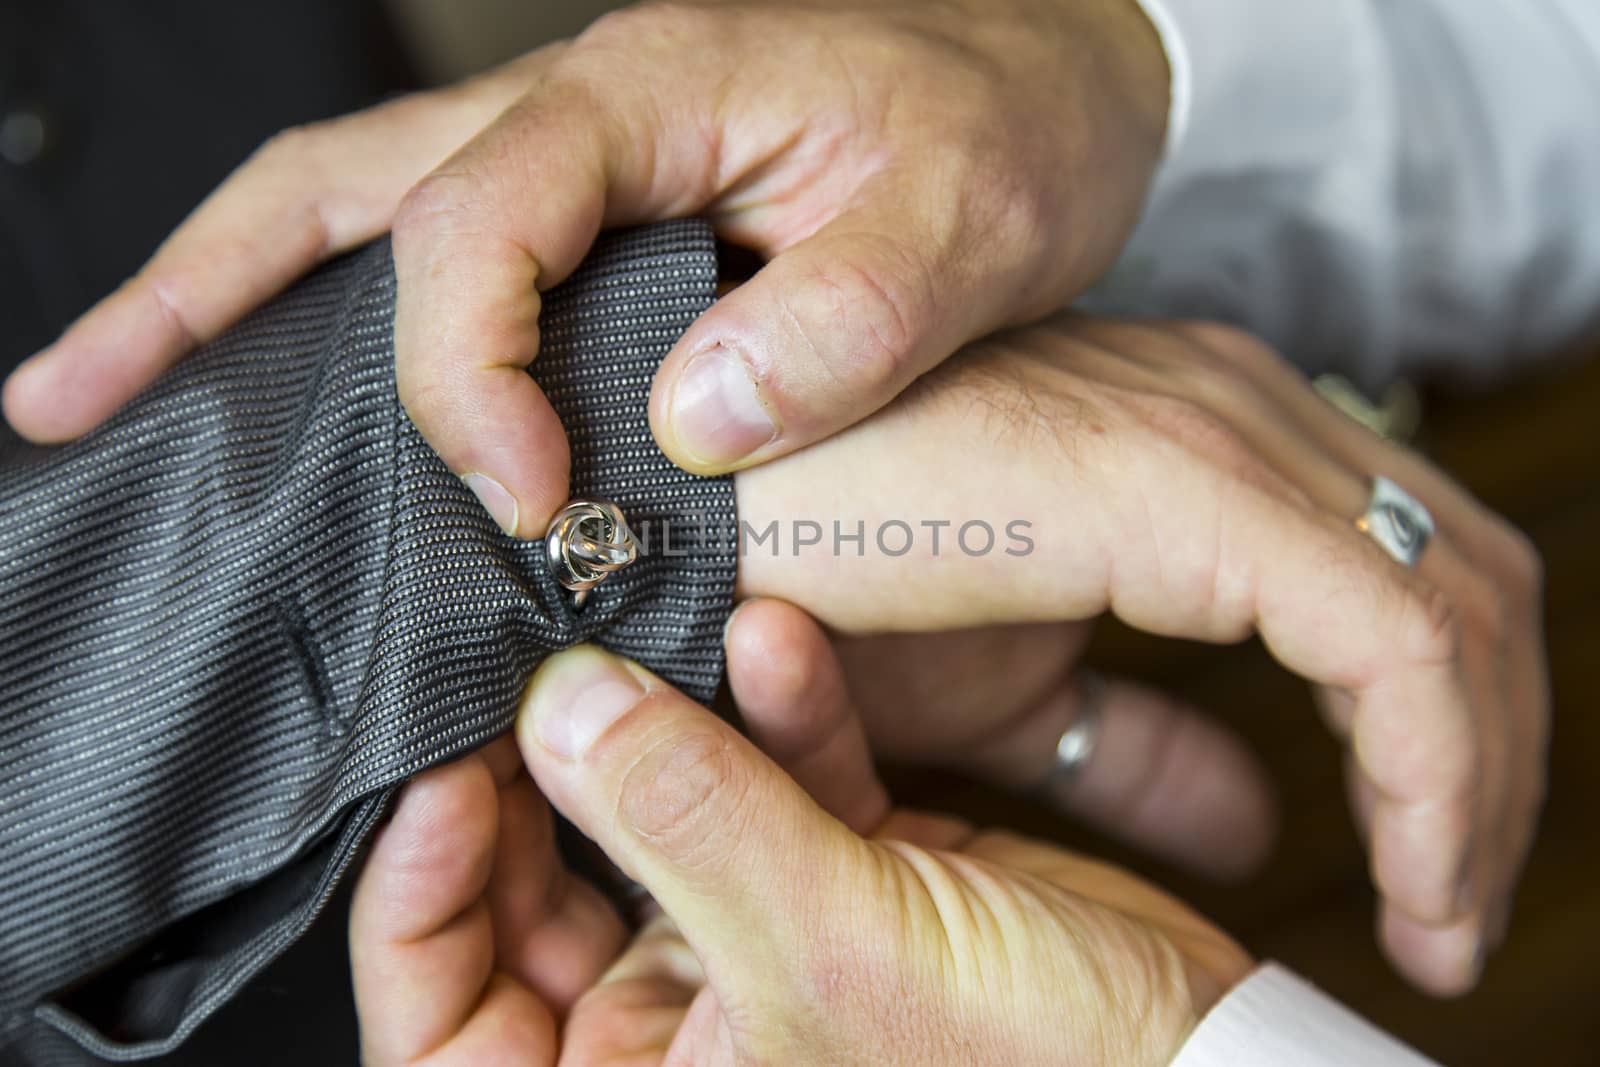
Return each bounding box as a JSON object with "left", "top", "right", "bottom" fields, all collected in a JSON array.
[
  {"left": 1355, "top": 476, "right": 1434, "bottom": 569},
  {"left": 1043, "top": 672, "right": 1106, "bottom": 792},
  {"left": 545, "top": 498, "right": 639, "bottom": 608}
]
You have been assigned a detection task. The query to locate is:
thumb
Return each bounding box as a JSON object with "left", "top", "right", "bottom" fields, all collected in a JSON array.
[
  {"left": 648, "top": 194, "right": 1012, "bottom": 476},
  {"left": 514, "top": 644, "right": 865, "bottom": 1000}
]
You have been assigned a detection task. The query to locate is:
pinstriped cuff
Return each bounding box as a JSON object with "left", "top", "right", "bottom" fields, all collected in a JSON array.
[{"left": 0, "top": 220, "right": 734, "bottom": 1061}]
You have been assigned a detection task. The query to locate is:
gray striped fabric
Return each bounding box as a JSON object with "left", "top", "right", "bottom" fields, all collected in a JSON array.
[{"left": 0, "top": 220, "right": 736, "bottom": 1063}]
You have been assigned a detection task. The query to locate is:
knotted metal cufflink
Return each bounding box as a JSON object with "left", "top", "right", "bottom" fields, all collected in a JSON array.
[{"left": 545, "top": 498, "right": 639, "bottom": 608}]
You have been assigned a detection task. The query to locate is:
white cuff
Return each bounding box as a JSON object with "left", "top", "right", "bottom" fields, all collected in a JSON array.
[
  {"left": 1127, "top": 0, "right": 1381, "bottom": 199},
  {"left": 1129, "top": 0, "right": 1192, "bottom": 161},
  {"left": 1170, "top": 963, "right": 1440, "bottom": 1067}
]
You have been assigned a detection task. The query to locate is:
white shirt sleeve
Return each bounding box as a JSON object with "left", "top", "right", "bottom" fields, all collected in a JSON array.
[
  {"left": 1170, "top": 963, "right": 1440, "bottom": 1067},
  {"left": 1082, "top": 0, "right": 1600, "bottom": 388}
]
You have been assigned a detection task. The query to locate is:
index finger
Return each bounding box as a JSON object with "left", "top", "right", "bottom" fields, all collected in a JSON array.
[
  {"left": 389, "top": 48, "right": 703, "bottom": 536},
  {"left": 735, "top": 399, "right": 1478, "bottom": 925},
  {"left": 349, "top": 749, "right": 558, "bottom": 1066},
  {"left": 2, "top": 64, "right": 537, "bottom": 444},
  {"left": 724, "top": 598, "right": 890, "bottom": 835}
]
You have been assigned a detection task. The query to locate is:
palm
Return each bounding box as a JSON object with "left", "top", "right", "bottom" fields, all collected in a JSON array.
[{"left": 560, "top": 812, "right": 1250, "bottom": 1067}]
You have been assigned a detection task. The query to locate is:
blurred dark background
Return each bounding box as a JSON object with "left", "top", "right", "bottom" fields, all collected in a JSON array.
[
  {"left": 0, "top": 1, "right": 412, "bottom": 367},
  {"left": 1, "top": 2, "right": 415, "bottom": 1060},
  {"left": 2, "top": 2, "right": 1595, "bottom": 1064}
]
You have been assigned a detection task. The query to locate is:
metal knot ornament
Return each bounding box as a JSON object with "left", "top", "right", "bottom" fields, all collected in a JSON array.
[{"left": 544, "top": 498, "right": 640, "bottom": 608}]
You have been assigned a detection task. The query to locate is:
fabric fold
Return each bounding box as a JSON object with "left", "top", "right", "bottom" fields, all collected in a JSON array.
[{"left": 0, "top": 219, "right": 735, "bottom": 1061}]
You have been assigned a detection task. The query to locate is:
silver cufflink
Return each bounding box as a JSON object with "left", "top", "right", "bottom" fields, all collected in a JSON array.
[{"left": 545, "top": 498, "right": 639, "bottom": 608}]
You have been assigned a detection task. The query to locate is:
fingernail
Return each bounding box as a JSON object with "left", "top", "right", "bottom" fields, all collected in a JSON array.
[
  {"left": 722, "top": 598, "right": 753, "bottom": 651},
  {"left": 669, "top": 344, "right": 778, "bottom": 466},
  {"left": 461, "top": 472, "right": 519, "bottom": 536},
  {"left": 529, "top": 646, "right": 646, "bottom": 759}
]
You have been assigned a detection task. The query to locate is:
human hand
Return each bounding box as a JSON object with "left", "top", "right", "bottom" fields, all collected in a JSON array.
[
  {"left": 348, "top": 604, "right": 1253, "bottom": 1066},
  {"left": 517, "top": 639, "right": 1252, "bottom": 1067},
  {"left": 731, "top": 316, "right": 1548, "bottom": 995},
  {"left": 346, "top": 734, "right": 629, "bottom": 1065},
  {"left": 3, "top": 0, "right": 1170, "bottom": 536},
  {"left": 736, "top": 605, "right": 1280, "bottom": 884}
]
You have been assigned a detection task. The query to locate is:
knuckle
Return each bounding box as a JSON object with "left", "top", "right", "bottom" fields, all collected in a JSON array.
[
  {"left": 1168, "top": 320, "right": 1296, "bottom": 394},
  {"left": 618, "top": 726, "right": 753, "bottom": 873},
  {"left": 1125, "top": 391, "right": 1274, "bottom": 490},
  {"left": 962, "top": 157, "right": 1054, "bottom": 258},
  {"left": 1463, "top": 573, "right": 1514, "bottom": 646},
  {"left": 1167, "top": 320, "right": 1271, "bottom": 363},
  {"left": 1401, "top": 584, "right": 1463, "bottom": 668},
  {"left": 393, "top": 352, "right": 458, "bottom": 426},
  {"left": 1457, "top": 514, "right": 1543, "bottom": 636},
  {"left": 391, "top": 172, "right": 467, "bottom": 248},
  {"left": 390, "top": 169, "right": 509, "bottom": 282},
  {"left": 252, "top": 123, "right": 320, "bottom": 169},
  {"left": 1494, "top": 520, "right": 1545, "bottom": 602},
  {"left": 371, "top": 764, "right": 497, "bottom": 933},
  {"left": 1155, "top": 320, "right": 1278, "bottom": 392},
  {"left": 1173, "top": 355, "right": 1258, "bottom": 421},
  {"left": 789, "top": 245, "right": 933, "bottom": 397},
  {"left": 578, "top": 1, "right": 720, "bottom": 54}
]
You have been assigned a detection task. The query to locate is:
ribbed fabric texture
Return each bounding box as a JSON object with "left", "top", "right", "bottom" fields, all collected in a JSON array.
[{"left": 0, "top": 220, "right": 736, "bottom": 1062}]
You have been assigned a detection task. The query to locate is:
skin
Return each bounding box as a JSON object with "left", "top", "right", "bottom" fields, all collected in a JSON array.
[
  {"left": 736, "top": 493, "right": 1269, "bottom": 892},
  {"left": 1, "top": 0, "right": 1542, "bottom": 999},
  {"left": 352, "top": 626, "right": 1255, "bottom": 1066},
  {"left": 771, "top": 619, "right": 1280, "bottom": 884},
  {"left": 356, "top": 313, "right": 1542, "bottom": 1062},
  {"left": 726, "top": 316, "right": 1548, "bottom": 995},
  {"left": 1, "top": 0, "right": 1170, "bottom": 535}
]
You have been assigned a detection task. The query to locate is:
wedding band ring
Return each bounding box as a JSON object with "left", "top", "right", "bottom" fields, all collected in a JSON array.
[
  {"left": 1355, "top": 476, "right": 1434, "bottom": 569},
  {"left": 1043, "top": 671, "right": 1106, "bottom": 792}
]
